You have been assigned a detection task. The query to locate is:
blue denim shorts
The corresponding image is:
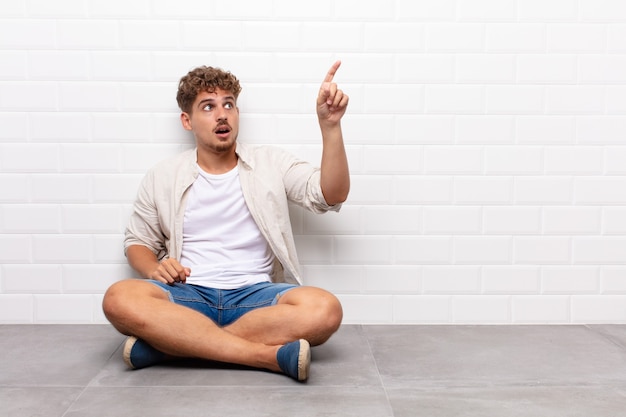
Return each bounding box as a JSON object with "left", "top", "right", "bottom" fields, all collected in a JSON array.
[{"left": 148, "top": 281, "right": 297, "bottom": 327}]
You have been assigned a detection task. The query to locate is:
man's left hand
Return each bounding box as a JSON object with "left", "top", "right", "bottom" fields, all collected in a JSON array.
[{"left": 317, "top": 60, "right": 349, "bottom": 126}]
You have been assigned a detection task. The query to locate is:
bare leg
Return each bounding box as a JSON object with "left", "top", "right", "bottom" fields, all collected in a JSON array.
[
  {"left": 224, "top": 286, "right": 343, "bottom": 346},
  {"left": 102, "top": 279, "right": 282, "bottom": 372}
]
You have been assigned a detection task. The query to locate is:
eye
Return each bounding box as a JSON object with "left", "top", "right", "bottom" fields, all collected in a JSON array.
[
  {"left": 202, "top": 104, "right": 213, "bottom": 111},
  {"left": 224, "top": 102, "right": 234, "bottom": 109}
]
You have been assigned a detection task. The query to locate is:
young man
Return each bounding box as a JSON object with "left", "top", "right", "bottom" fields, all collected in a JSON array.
[{"left": 102, "top": 61, "right": 349, "bottom": 382}]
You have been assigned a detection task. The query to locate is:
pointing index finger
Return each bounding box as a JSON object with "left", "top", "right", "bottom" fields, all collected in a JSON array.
[{"left": 323, "top": 60, "right": 341, "bottom": 84}]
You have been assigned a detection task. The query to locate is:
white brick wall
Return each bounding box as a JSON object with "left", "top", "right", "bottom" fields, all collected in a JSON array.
[{"left": 1, "top": 0, "right": 626, "bottom": 324}]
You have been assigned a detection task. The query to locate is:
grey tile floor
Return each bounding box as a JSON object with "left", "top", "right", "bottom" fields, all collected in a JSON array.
[{"left": 2, "top": 324, "right": 626, "bottom": 416}]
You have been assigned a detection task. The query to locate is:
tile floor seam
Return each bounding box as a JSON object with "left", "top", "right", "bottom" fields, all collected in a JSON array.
[
  {"left": 585, "top": 324, "right": 626, "bottom": 350},
  {"left": 57, "top": 335, "right": 124, "bottom": 416},
  {"left": 362, "top": 325, "right": 396, "bottom": 417},
  {"left": 59, "top": 385, "right": 90, "bottom": 417},
  {"left": 0, "top": 384, "right": 86, "bottom": 388},
  {"left": 389, "top": 381, "right": 626, "bottom": 389}
]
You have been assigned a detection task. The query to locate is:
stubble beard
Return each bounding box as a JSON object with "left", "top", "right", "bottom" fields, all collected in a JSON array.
[{"left": 203, "top": 132, "right": 237, "bottom": 155}]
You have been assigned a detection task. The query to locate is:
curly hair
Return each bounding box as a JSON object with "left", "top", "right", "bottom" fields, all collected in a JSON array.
[{"left": 176, "top": 66, "right": 242, "bottom": 113}]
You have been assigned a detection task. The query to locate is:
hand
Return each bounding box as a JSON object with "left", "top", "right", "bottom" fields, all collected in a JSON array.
[
  {"left": 317, "top": 60, "right": 349, "bottom": 126},
  {"left": 148, "top": 258, "right": 190, "bottom": 285}
]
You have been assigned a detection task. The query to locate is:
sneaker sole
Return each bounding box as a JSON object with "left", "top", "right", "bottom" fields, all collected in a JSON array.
[
  {"left": 298, "top": 339, "right": 311, "bottom": 381},
  {"left": 122, "top": 336, "right": 138, "bottom": 369}
]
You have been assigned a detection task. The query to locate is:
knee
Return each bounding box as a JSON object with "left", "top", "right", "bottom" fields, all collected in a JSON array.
[
  {"left": 102, "top": 280, "right": 146, "bottom": 328},
  {"left": 323, "top": 293, "right": 343, "bottom": 333},
  {"left": 102, "top": 280, "right": 129, "bottom": 324},
  {"left": 309, "top": 291, "right": 343, "bottom": 345}
]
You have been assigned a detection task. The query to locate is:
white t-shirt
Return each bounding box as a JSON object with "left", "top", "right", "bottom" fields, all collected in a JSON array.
[{"left": 180, "top": 165, "right": 275, "bottom": 289}]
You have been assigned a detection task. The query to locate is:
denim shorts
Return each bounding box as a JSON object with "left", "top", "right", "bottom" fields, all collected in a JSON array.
[{"left": 148, "top": 281, "right": 297, "bottom": 327}]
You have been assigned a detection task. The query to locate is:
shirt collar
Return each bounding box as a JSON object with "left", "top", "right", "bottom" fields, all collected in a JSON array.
[
  {"left": 188, "top": 143, "right": 252, "bottom": 173},
  {"left": 234, "top": 142, "right": 254, "bottom": 169}
]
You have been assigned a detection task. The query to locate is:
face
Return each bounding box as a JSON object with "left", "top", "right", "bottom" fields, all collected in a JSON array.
[{"left": 180, "top": 88, "right": 240, "bottom": 155}]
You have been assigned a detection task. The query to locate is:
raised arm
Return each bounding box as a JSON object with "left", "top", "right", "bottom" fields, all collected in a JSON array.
[{"left": 316, "top": 60, "right": 350, "bottom": 206}]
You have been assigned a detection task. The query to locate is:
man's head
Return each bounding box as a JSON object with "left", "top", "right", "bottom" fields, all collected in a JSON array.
[
  {"left": 178, "top": 66, "right": 242, "bottom": 158},
  {"left": 176, "top": 66, "right": 242, "bottom": 114}
]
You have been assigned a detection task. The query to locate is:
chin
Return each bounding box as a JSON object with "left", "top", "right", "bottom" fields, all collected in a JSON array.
[{"left": 211, "top": 140, "right": 236, "bottom": 153}]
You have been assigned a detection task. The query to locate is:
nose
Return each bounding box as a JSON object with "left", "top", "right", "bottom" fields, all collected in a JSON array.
[{"left": 215, "top": 106, "right": 228, "bottom": 122}]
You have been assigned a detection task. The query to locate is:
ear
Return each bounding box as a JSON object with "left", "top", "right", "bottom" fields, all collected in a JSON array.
[{"left": 180, "top": 112, "right": 192, "bottom": 131}]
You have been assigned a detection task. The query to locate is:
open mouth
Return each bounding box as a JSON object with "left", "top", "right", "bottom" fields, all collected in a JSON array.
[{"left": 215, "top": 124, "right": 231, "bottom": 137}]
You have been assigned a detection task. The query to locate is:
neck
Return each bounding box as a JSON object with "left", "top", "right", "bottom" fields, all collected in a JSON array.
[{"left": 196, "top": 147, "right": 238, "bottom": 174}]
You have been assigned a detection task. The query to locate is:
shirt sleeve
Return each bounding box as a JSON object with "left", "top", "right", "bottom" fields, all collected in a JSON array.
[
  {"left": 276, "top": 147, "right": 343, "bottom": 214},
  {"left": 123, "top": 169, "right": 168, "bottom": 259}
]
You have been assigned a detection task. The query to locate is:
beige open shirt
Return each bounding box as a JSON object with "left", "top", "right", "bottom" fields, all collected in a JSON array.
[{"left": 124, "top": 142, "right": 341, "bottom": 285}]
